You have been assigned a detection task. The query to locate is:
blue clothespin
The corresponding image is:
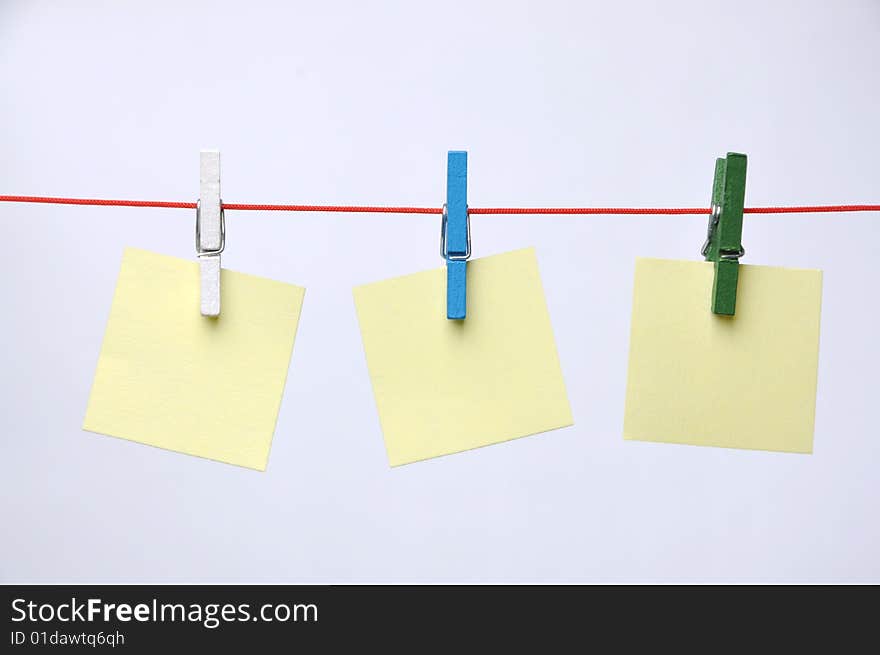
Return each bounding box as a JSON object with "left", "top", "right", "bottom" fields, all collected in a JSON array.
[{"left": 442, "top": 151, "right": 469, "bottom": 319}]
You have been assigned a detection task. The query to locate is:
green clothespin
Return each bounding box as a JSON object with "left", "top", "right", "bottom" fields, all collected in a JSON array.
[{"left": 701, "top": 152, "right": 747, "bottom": 315}]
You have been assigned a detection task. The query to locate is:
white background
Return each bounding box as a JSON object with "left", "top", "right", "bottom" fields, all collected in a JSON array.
[{"left": 1, "top": 1, "right": 878, "bottom": 583}]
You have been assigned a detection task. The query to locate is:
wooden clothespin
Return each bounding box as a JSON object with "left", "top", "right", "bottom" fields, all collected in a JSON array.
[
  {"left": 701, "top": 152, "right": 747, "bottom": 315},
  {"left": 197, "top": 149, "right": 224, "bottom": 316},
  {"left": 442, "top": 151, "right": 469, "bottom": 320}
]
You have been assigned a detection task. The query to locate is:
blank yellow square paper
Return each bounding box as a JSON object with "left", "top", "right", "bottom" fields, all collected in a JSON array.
[
  {"left": 83, "top": 248, "right": 305, "bottom": 470},
  {"left": 354, "top": 248, "right": 573, "bottom": 466},
  {"left": 624, "top": 258, "right": 822, "bottom": 453}
]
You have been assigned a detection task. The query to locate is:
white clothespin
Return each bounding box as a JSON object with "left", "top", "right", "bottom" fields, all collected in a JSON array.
[{"left": 197, "top": 150, "right": 224, "bottom": 316}]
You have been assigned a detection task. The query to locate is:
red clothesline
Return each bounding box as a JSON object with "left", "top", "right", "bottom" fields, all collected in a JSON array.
[{"left": 0, "top": 195, "right": 878, "bottom": 215}]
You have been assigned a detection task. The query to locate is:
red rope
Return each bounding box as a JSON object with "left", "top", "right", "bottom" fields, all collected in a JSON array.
[
  {"left": 222, "top": 203, "right": 439, "bottom": 213},
  {"left": 469, "top": 207, "right": 709, "bottom": 215},
  {"left": 742, "top": 205, "right": 880, "bottom": 214},
  {"left": 0, "top": 195, "right": 878, "bottom": 215},
  {"left": 0, "top": 195, "right": 197, "bottom": 209}
]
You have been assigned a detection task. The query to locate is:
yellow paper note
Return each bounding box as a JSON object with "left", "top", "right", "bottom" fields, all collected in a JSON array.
[
  {"left": 354, "top": 248, "right": 573, "bottom": 466},
  {"left": 624, "top": 258, "right": 822, "bottom": 453},
  {"left": 83, "top": 248, "right": 305, "bottom": 470}
]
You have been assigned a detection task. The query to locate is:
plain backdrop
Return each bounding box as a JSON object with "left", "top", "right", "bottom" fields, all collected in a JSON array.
[{"left": 1, "top": 0, "right": 878, "bottom": 583}]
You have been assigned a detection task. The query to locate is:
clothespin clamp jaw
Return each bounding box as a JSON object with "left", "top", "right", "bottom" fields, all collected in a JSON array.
[
  {"left": 701, "top": 152, "right": 747, "bottom": 316},
  {"left": 443, "top": 150, "right": 470, "bottom": 320},
  {"left": 197, "top": 150, "right": 223, "bottom": 317}
]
